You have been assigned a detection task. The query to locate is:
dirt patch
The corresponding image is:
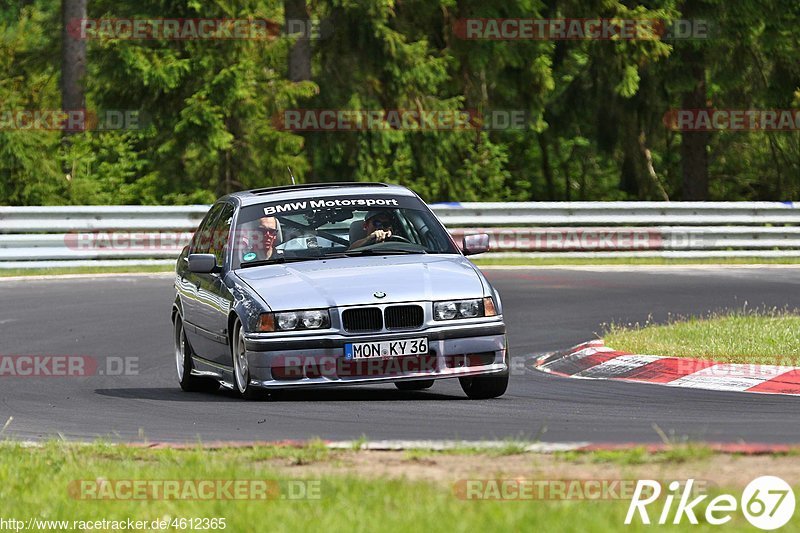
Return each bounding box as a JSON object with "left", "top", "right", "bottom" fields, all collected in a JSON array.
[{"left": 266, "top": 450, "right": 800, "bottom": 488}]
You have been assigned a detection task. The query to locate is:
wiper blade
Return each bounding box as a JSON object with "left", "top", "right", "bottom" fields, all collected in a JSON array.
[
  {"left": 373, "top": 248, "right": 427, "bottom": 254},
  {"left": 239, "top": 259, "right": 274, "bottom": 268},
  {"left": 326, "top": 248, "right": 427, "bottom": 258},
  {"left": 239, "top": 255, "right": 322, "bottom": 268}
]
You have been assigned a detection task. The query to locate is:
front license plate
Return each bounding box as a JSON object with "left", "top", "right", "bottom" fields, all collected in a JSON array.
[{"left": 344, "top": 338, "right": 428, "bottom": 360}]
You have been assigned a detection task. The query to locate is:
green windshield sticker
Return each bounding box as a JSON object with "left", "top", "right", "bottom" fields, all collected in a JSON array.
[{"left": 243, "top": 252, "right": 257, "bottom": 261}]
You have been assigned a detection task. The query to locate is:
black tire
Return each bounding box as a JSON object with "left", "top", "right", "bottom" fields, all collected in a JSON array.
[
  {"left": 231, "top": 320, "right": 269, "bottom": 401},
  {"left": 174, "top": 316, "right": 220, "bottom": 393},
  {"left": 394, "top": 379, "right": 435, "bottom": 391},
  {"left": 459, "top": 371, "right": 508, "bottom": 399}
]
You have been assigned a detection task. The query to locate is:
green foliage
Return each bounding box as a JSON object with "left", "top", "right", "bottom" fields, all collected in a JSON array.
[
  {"left": 0, "top": 1, "right": 64, "bottom": 204},
  {"left": 1, "top": 0, "right": 799, "bottom": 205}
]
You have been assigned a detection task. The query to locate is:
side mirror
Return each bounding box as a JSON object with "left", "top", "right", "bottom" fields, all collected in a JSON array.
[
  {"left": 462, "top": 234, "right": 490, "bottom": 256},
  {"left": 188, "top": 253, "right": 218, "bottom": 274}
]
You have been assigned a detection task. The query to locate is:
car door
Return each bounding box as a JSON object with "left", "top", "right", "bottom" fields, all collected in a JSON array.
[
  {"left": 191, "top": 202, "right": 236, "bottom": 365},
  {"left": 180, "top": 202, "right": 226, "bottom": 360}
]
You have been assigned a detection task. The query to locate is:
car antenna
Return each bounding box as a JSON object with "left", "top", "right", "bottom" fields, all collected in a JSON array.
[{"left": 287, "top": 166, "right": 296, "bottom": 185}]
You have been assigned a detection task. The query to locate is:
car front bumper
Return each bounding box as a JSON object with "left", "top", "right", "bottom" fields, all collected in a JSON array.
[{"left": 241, "top": 320, "right": 507, "bottom": 389}]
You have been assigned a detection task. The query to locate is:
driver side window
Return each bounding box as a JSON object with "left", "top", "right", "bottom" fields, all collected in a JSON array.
[
  {"left": 190, "top": 203, "right": 225, "bottom": 254},
  {"left": 209, "top": 204, "right": 235, "bottom": 266}
]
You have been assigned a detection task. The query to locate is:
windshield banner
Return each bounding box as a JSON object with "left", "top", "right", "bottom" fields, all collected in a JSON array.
[{"left": 261, "top": 195, "right": 419, "bottom": 216}]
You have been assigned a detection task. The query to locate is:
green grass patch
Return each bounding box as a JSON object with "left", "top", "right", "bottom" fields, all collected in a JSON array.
[
  {"left": 401, "top": 440, "right": 534, "bottom": 461},
  {"left": 243, "top": 439, "right": 330, "bottom": 465},
  {"left": 557, "top": 445, "right": 715, "bottom": 466},
  {"left": 473, "top": 256, "right": 800, "bottom": 266},
  {"left": 604, "top": 309, "right": 800, "bottom": 364},
  {"left": 0, "top": 441, "right": 778, "bottom": 532}
]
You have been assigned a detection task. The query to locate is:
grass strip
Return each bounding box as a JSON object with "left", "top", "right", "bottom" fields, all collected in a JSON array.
[
  {"left": 0, "top": 441, "right": 783, "bottom": 532},
  {"left": 604, "top": 309, "right": 800, "bottom": 364}
]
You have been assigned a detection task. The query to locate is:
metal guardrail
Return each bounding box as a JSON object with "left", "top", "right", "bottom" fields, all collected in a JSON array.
[
  {"left": 2, "top": 202, "right": 800, "bottom": 268},
  {"left": 433, "top": 201, "right": 800, "bottom": 225}
]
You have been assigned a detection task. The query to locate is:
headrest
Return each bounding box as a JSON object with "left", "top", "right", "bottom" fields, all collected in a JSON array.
[{"left": 349, "top": 220, "right": 367, "bottom": 244}]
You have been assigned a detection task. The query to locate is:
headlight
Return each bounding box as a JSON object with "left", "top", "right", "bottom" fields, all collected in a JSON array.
[
  {"left": 276, "top": 312, "right": 299, "bottom": 330},
  {"left": 257, "top": 309, "right": 331, "bottom": 332},
  {"left": 434, "top": 298, "right": 489, "bottom": 320},
  {"left": 301, "top": 310, "right": 326, "bottom": 329},
  {"left": 458, "top": 300, "right": 480, "bottom": 318},
  {"left": 434, "top": 302, "right": 458, "bottom": 320}
]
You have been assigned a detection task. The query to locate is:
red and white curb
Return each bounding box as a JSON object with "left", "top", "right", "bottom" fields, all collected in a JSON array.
[{"left": 535, "top": 340, "right": 800, "bottom": 396}]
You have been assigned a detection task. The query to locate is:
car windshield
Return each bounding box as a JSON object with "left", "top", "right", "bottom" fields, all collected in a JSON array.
[{"left": 233, "top": 194, "right": 459, "bottom": 267}]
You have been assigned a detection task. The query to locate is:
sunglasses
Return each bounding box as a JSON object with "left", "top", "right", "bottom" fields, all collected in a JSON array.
[
  {"left": 260, "top": 227, "right": 279, "bottom": 236},
  {"left": 370, "top": 219, "right": 392, "bottom": 229}
]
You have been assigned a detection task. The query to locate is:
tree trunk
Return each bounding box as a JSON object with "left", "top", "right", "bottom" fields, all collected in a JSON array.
[
  {"left": 677, "top": 0, "right": 709, "bottom": 201},
  {"left": 679, "top": 58, "right": 709, "bottom": 200},
  {"left": 639, "top": 131, "right": 669, "bottom": 201},
  {"left": 284, "top": 0, "right": 311, "bottom": 82},
  {"left": 537, "top": 133, "right": 554, "bottom": 200},
  {"left": 61, "top": 0, "right": 87, "bottom": 135},
  {"left": 619, "top": 109, "right": 641, "bottom": 198}
]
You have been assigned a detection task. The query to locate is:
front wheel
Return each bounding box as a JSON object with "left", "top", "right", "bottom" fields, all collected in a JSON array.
[
  {"left": 174, "top": 316, "right": 219, "bottom": 393},
  {"left": 459, "top": 371, "right": 508, "bottom": 399},
  {"left": 232, "top": 320, "right": 268, "bottom": 400}
]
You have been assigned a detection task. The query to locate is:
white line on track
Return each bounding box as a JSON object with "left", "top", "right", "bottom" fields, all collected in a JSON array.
[{"left": 0, "top": 272, "right": 174, "bottom": 282}]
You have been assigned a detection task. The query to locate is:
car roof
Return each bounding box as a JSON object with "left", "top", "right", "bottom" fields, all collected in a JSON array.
[{"left": 226, "top": 182, "right": 419, "bottom": 207}]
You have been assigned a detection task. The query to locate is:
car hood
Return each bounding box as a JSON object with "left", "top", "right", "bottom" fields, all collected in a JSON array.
[{"left": 234, "top": 254, "right": 485, "bottom": 311}]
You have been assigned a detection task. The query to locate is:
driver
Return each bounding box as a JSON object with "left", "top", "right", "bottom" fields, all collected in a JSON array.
[
  {"left": 349, "top": 210, "right": 394, "bottom": 249},
  {"left": 240, "top": 216, "right": 280, "bottom": 262}
]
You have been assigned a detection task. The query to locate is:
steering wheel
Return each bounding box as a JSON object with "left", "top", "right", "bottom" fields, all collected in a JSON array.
[{"left": 384, "top": 235, "right": 412, "bottom": 244}]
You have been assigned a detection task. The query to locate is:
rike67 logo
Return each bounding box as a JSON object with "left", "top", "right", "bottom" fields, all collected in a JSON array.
[{"left": 626, "top": 476, "right": 795, "bottom": 530}]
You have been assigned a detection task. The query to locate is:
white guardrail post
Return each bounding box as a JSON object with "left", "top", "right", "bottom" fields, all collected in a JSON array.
[{"left": 1, "top": 202, "right": 800, "bottom": 268}]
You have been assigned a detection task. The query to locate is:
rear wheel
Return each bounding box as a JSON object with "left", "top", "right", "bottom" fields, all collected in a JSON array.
[
  {"left": 459, "top": 371, "right": 508, "bottom": 399},
  {"left": 395, "top": 380, "right": 434, "bottom": 391},
  {"left": 232, "top": 320, "right": 268, "bottom": 400},
  {"left": 174, "top": 316, "right": 219, "bottom": 393}
]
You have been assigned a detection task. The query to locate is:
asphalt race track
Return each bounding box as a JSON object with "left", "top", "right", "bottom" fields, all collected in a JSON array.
[{"left": 2, "top": 267, "right": 800, "bottom": 444}]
